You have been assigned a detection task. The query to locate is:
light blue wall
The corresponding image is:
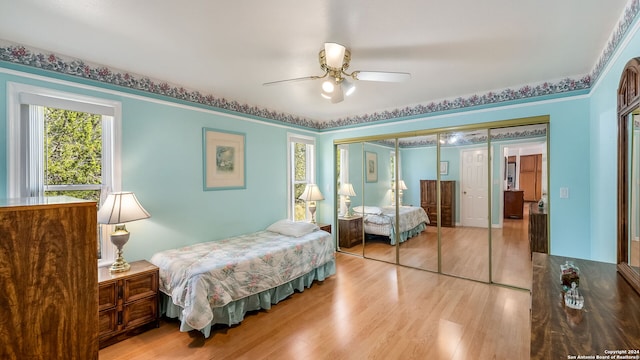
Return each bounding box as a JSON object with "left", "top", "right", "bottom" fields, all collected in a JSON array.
[
  {"left": 589, "top": 19, "right": 640, "bottom": 262},
  {"left": 0, "top": 69, "right": 316, "bottom": 262}
]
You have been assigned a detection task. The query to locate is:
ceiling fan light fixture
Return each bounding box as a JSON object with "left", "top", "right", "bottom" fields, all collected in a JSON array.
[
  {"left": 324, "top": 42, "right": 346, "bottom": 69},
  {"left": 321, "top": 80, "right": 335, "bottom": 93}
]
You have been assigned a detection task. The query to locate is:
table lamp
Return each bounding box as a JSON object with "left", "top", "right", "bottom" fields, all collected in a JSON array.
[
  {"left": 97, "top": 191, "right": 150, "bottom": 273},
  {"left": 338, "top": 183, "right": 357, "bottom": 217},
  {"left": 298, "top": 184, "right": 324, "bottom": 223}
]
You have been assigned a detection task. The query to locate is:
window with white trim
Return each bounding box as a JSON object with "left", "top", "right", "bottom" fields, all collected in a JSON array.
[
  {"left": 337, "top": 144, "right": 349, "bottom": 216},
  {"left": 287, "top": 133, "right": 316, "bottom": 221},
  {"left": 7, "top": 83, "right": 121, "bottom": 266}
]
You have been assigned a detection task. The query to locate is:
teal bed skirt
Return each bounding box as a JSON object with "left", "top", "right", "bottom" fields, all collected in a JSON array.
[{"left": 159, "top": 258, "right": 336, "bottom": 338}]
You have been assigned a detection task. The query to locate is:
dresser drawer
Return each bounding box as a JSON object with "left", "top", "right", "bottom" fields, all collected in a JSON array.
[
  {"left": 124, "top": 272, "right": 158, "bottom": 303},
  {"left": 124, "top": 296, "right": 158, "bottom": 329},
  {"left": 98, "top": 308, "right": 118, "bottom": 339},
  {"left": 98, "top": 282, "right": 117, "bottom": 311}
]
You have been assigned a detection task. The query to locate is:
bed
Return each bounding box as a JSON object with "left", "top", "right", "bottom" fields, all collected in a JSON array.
[
  {"left": 149, "top": 220, "right": 335, "bottom": 338},
  {"left": 354, "top": 205, "right": 429, "bottom": 245}
]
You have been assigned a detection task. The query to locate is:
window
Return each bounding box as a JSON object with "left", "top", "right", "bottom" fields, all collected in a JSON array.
[
  {"left": 287, "top": 133, "right": 316, "bottom": 221},
  {"left": 8, "top": 83, "right": 121, "bottom": 266},
  {"left": 337, "top": 144, "right": 349, "bottom": 215}
]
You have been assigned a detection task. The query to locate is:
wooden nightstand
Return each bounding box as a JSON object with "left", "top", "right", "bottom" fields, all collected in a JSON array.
[
  {"left": 338, "top": 215, "right": 363, "bottom": 248},
  {"left": 98, "top": 260, "right": 159, "bottom": 348},
  {"left": 318, "top": 223, "right": 331, "bottom": 234}
]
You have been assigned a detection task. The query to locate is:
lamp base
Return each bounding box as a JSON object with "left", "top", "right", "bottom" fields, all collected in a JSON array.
[
  {"left": 309, "top": 203, "right": 317, "bottom": 224},
  {"left": 109, "top": 256, "right": 131, "bottom": 273},
  {"left": 109, "top": 225, "right": 131, "bottom": 273}
]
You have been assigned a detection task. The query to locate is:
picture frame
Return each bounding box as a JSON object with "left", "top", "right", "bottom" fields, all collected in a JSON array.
[
  {"left": 440, "top": 161, "right": 449, "bottom": 176},
  {"left": 365, "top": 151, "right": 378, "bottom": 182},
  {"left": 202, "top": 127, "right": 246, "bottom": 190}
]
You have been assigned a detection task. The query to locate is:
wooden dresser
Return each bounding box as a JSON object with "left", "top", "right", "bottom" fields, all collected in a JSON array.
[
  {"left": 98, "top": 260, "right": 159, "bottom": 348},
  {"left": 0, "top": 196, "right": 98, "bottom": 360},
  {"left": 529, "top": 203, "right": 548, "bottom": 255},
  {"left": 338, "top": 215, "right": 363, "bottom": 248},
  {"left": 503, "top": 190, "right": 524, "bottom": 219},
  {"left": 531, "top": 254, "right": 640, "bottom": 359},
  {"left": 420, "top": 180, "right": 455, "bottom": 227}
]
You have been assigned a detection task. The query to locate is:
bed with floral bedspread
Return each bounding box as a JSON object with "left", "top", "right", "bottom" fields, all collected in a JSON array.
[
  {"left": 150, "top": 221, "right": 335, "bottom": 337},
  {"left": 354, "top": 205, "right": 430, "bottom": 245}
]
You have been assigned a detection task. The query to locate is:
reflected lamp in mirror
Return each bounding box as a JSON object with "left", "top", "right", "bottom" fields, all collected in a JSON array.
[
  {"left": 391, "top": 180, "right": 408, "bottom": 206},
  {"left": 338, "top": 183, "right": 357, "bottom": 217},
  {"left": 97, "top": 191, "right": 151, "bottom": 273},
  {"left": 298, "top": 184, "right": 324, "bottom": 224}
]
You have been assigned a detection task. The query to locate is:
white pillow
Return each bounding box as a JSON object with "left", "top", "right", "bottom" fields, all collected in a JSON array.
[
  {"left": 266, "top": 219, "right": 319, "bottom": 237},
  {"left": 352, "top": 206, "right": 383, "bottom": 215}
]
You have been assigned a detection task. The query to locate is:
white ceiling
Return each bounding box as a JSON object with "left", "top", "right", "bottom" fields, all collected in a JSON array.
[{"left": 0, "top": 0, "right": 630, "bottom": 124}]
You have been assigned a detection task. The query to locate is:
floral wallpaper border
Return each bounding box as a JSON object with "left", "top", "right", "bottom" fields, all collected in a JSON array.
[
  {"left": 0, "top": 0, "right": 637, "bottom": 130},
  {"left": 371, "top": 127, "right": 547, "bottom": 148}
]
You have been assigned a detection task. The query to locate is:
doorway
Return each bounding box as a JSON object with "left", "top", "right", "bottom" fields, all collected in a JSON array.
[{"left": 460, "top": 147, "right": 489, "bottom": 228}]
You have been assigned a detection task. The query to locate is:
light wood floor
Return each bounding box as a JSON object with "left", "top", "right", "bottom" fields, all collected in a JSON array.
[
  {"left": 99, "top": 253, "right": 530, "bottom": 360},
  {"left": 342, "top": 205, "right": 533, "bottom": 289}
]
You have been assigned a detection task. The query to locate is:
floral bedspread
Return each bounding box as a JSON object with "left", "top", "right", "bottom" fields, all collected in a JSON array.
[
  {"left": 364, "top": 205, "right": 430, "bottom": 233},
  {"left": 150, "top": 229, "right": 334, "bottom": 330}
]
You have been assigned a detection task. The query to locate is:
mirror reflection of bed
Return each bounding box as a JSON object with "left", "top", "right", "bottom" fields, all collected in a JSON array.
[{"left": 335, "top": 122, "right": 548, "bottom": 290}]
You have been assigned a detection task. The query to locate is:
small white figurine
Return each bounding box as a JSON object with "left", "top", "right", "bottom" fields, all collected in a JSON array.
[{"left": 564, "top": 282, "right": 584, "bottom": 310}]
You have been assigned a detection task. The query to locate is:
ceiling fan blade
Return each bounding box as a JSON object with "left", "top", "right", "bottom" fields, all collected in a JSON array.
[
  {"left": 353, "top": 71, "right": 411, "bottom": 82},
  {"left": 262, "top": 75, "right": 324, "bottom": 86}
]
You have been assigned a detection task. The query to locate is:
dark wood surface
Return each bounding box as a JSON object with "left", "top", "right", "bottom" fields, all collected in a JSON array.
[
  {"left": 617, "top": 57, "right": 640, "bottom": 296},
  {"left": 98, "top": 260, "right": 159, "bottom": 348},
  {"left": 0, "top": 197, "right": 98, "bottom": 360},
  {"left": 338, "top": 215, "right": 363, "bottom": 248},
  {"left": 529, "top": 203, "right": 548, "bottom": 254},
  {"left": 318, "top": 223, "right": 331, "bottom": 234},
  {"left": 504, "top": 190, "right": 524, "bottom": 218},
  {"left": 531, "top": 253, "right": 640, "bottom": 359},
  {"left": 420, "top": 180, "right": 455, "bottom": 227}
]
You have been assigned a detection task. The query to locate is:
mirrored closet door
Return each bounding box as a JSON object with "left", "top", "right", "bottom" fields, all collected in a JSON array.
[
  {"left": 397, "top": 135, "right": 439, "bottom": 272},
  {"left": 439, "top": 129, "right": 490, "bottom": 282},
  {"left": 334, "top": 117, "right": 549, "bottom": 290},
  {"left": 336, "top": 142, "right": 364, "bottom": 256},
  {"left": 362, "top": 140, "right": 397, "bottom": 264}
]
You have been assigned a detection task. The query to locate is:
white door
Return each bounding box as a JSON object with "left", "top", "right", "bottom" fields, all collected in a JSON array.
[{"left": 461, "top": 148, "right": 489, "bottom": 227}]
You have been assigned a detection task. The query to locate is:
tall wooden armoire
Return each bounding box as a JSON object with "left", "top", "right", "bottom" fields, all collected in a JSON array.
[
  {"left": 0, "top": 196, "right": 98, "bottom": 360},
  {"left": 519, "top": 154, "right": 543, "bottom": 201},
  {"left": 420, "top": 180, "right": 456, "bottom": 227}
]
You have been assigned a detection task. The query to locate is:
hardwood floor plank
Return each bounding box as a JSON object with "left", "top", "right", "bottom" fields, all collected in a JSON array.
[{"left": 99, "top": 253, "right": 530, "bottom": 360}]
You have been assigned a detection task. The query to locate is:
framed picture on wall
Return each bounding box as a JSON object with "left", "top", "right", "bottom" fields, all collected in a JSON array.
[
  {"left": 365, "top": 151, "right": 378, "bottom": 182},
  {"left": 203, "top": 127, "right": 246, "bottom": 190},
  {"left": 440, "top": 161, "right": 449, "bottom": 176}
]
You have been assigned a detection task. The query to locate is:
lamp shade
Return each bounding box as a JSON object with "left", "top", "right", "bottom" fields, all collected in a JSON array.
[
  {"left": 298, "top": 184, "right": 324, "bottom": 201},
  {"left": 97, "top": 192, "right": 150, "bottom": 224},
  {"left": 338, "top": 183, "right": 357, "bottom": 197},
  {"left": 324, "top": 42, "right": 346, "bottom": 69},
  {"left": 392, "top": 180, "right": 408, "bottom": 191}
]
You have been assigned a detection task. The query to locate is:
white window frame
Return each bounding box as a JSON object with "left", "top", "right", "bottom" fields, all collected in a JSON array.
[
  {"left": 287, "top": 133, "right": 316, "bottom": 221},
  {"left": 337, "top": 144, "right": 349, "bottom": 216},
  {"left": 7, "top": 82, "right": 122, "bottom": 267}
]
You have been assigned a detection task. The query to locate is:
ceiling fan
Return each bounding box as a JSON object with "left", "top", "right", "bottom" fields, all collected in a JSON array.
[{"left": 263, "top": 42, "right": 411, "bottom": 103}]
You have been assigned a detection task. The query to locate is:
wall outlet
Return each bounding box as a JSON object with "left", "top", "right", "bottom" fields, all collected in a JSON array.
[{"left": 560, "top": 187, "right": 569, "bottom": 199}]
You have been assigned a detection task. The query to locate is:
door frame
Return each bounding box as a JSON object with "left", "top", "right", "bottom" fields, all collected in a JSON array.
[{"left": 460, "top": 146, "right": 491, "bottom": 228}]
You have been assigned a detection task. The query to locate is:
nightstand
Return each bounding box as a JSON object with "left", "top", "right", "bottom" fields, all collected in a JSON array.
[
  {"left": 318, "top": 223, "right": 331, "bottom": 234},
  {"left": 338, "top": 215, "right": 363, "bottom": 248},
  {"left": 98, "top": 260, "right": 159, "bottom": 348}
]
